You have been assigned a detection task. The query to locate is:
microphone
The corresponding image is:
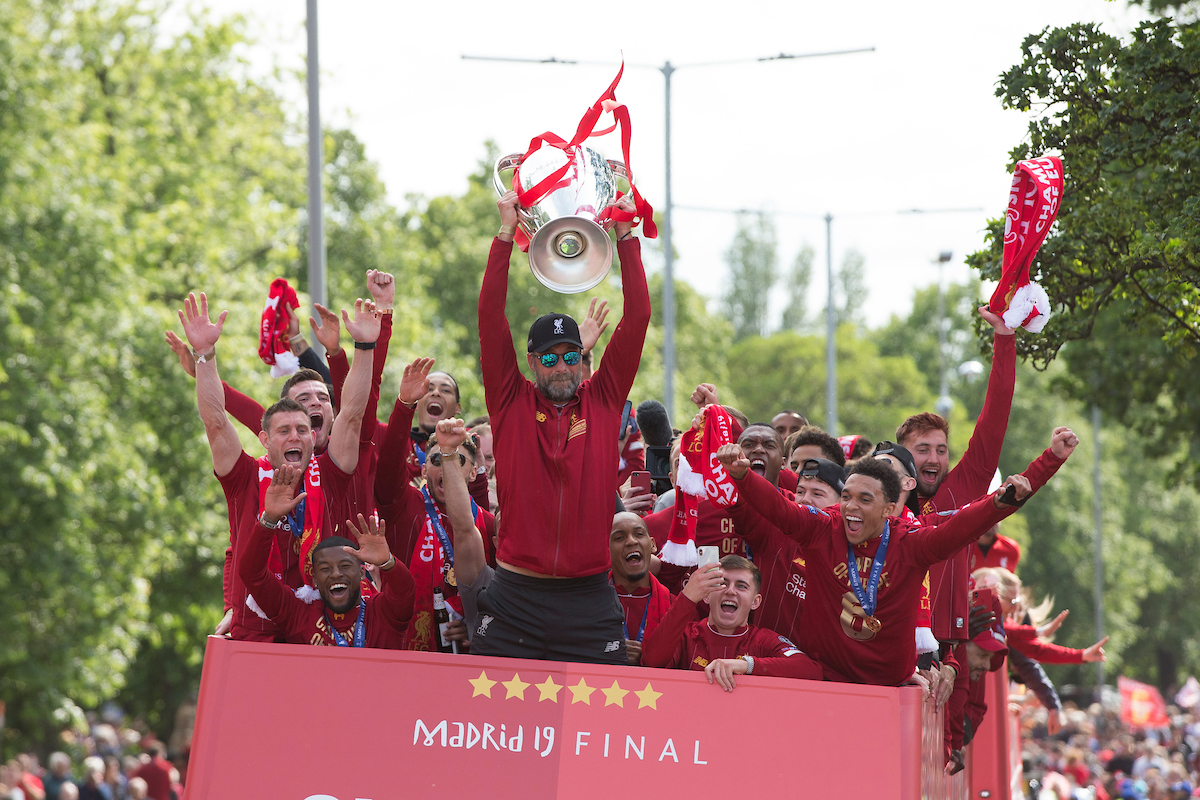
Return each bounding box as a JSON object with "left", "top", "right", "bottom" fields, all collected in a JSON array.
[
  {"left": 635, "top": 400, "right": 673, "bottom": 447},
  {"left": 635, "top": 400, "right": 675, "bottom": 492}
]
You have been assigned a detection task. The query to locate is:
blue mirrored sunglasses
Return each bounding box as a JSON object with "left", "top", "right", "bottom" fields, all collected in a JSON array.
[{"left": 538, "top": 351, "right": 583, "bottom": 368}]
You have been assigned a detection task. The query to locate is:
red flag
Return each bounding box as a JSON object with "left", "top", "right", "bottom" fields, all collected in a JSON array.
[{"left": 1119, "top": 676, "right": 1170, "bottom": 729}]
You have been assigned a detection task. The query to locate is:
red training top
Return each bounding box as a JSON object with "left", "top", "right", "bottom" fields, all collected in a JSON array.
[
  {"left": 970, "top": 533, "right": 1022, "bottom": 574},
  {"left": 219, "top": 449, "right": 350, "bottom": 641},
  {"left": 131, "top": 756, "right": 173, "bottom": 800},
  {"left": 478, "top": 237, "right": 650, "bottom": 576},
  {"left": 731, "top": 445, "right": 1063, "bottom": 686},
  {"left": 239, "top": 519, "right": 414, "bottom": 648},
  {"left": 642, "top": 594, "right": 822, "bottom": 680},
  {"left": 919, "top": 333, "right": 1016, "bottom": 642}
]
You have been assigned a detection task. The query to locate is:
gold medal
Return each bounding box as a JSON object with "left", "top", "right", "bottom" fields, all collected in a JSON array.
[
  {"left": 444, "top": 567, "right": 457, "bottom": 588},
  {"left": 863, "top": 615, "right": 882, "bottom": 634}
]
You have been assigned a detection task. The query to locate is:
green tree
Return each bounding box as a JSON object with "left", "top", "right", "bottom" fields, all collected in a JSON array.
[
  {"left": 725, "top": 326, "right": 934, "bottom": 439},
  {"left": 780, "top": 244, "right": 814, "bottom": 332},
  {"left": 836, "top": 249, "right": 867, "bottom": 328},
  {"left": 969, "top": 16, "right": 1200, "bottom": 484},
  {"left": 722, "top": 212, "right": 778, "bottom": 342}
]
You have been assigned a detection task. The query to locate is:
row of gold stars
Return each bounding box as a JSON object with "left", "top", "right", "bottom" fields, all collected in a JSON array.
[{"left": 468, "top": 671, "right": 663, "bottom": 710}]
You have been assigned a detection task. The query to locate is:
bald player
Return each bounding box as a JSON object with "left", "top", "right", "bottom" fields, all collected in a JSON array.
[{"left": 609, "top": 512, "right": 673, "bottom": 665}]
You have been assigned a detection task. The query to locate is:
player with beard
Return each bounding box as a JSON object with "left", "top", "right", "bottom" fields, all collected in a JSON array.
[
  {"left": 897, "top": 307, "right": 1017, "bottom": 645},
  {"left": 238, "top": 463, "right": 414, "bottom": 648},
  {"left": 473, "top": 191, "right": 649, "bottom": 664},
  {"left": 642, "top": 555, "right": 823, "bottom": 690},
  {"left": 179, "top": 291, "right": 379, "bottom": 641},
  {"left": 713, "top": 426, "right": 1077, "bottom": 685},
  {"left": 609, "top": 512, "right": 672, "bottom": 665},
  {"left": 645, "top": 423, "right": 790, "bottom": 580},
  {"left": 726, "top": 456, "right": 845, "bottom": 651}
]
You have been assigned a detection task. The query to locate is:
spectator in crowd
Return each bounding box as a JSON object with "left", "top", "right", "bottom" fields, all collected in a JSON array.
[
  {"left": 125, "top": 779, "right": 147, "bottom": 800},
  {"left": 42, "top": 755, "right": 71, "bottom": 800},
  {"left": 239, "top": 463, "right": 414, "bottom": 648},
  {"left": 609, "top": 511, "right": 672, "bottom": 665},
  {"left": 642, "top": 555, "right": 823, "bottom": 690},
  {"left": 473, "top": 191, "right": 648, "bottom": 664},
  {"left": 129, "top": 741, "right": 171, "bottom": 800}
]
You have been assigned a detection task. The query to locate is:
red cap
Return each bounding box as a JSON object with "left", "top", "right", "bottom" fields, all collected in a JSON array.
[{"left": 970, "top": 587, "right": 1008, "bottom": 671}]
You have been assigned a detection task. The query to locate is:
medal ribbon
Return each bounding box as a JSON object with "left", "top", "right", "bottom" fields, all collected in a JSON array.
[
  {"left": 421, "top": 486, "right": 478, "bottom": 577},
  {"left": 626, "top": 596, "right": 650, "bottom": 643},
  {"left": 845, "top": 522, "right": 891, "bottom": 617},
  {"left": 325, "top": 597, "right": 366, "bottom": 648}
]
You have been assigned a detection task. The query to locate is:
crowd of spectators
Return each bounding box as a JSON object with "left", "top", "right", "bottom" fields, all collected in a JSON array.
[
  {"left": 1019, "top": 695, "right": 1200, "bottom": 799},
  {"left": 0, "top": 714, "right": 187, "bottom": 800}
]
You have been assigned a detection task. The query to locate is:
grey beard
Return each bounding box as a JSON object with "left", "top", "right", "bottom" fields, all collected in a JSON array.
[{"left": 537, "top": 373, "right": 581, "bottom": 402}]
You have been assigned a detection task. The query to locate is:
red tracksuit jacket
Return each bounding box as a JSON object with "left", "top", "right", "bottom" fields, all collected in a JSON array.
[{"left": 479, "top": 237, "right": 650, "bottom": 577}]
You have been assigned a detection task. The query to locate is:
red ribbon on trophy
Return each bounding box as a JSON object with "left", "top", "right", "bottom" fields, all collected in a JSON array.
[
  {"left": 510, "top": 62, "right": 657, "bottom": 252},
  {"left": 987, "top": 156, "right": 1064, "bottom": 333}
]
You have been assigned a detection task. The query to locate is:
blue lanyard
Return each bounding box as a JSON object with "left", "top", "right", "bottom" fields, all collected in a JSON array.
[
  {"left": 421, "top": 486, "right": 478, "bottom": 570},
  {"left": 845, "top": 522, "right": 890, "bottom": 617},
  {"left": 285, "top": 497, "right": 306, "bottom": 539},
  {"left": 324, "top": 597, "right": 365, "bottom": 647},
  {"left": 625, "top": 594, "right": 651, "bottom": 643}
]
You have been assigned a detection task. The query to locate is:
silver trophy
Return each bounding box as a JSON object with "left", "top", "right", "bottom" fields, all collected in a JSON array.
[{"left": 494, "top": 145, "right": 628, "bottom": 294}]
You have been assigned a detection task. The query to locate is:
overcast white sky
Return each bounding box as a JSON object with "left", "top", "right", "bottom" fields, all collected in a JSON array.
[{"left": 184, "top": 0, "right": 1146, "bottom": 327}]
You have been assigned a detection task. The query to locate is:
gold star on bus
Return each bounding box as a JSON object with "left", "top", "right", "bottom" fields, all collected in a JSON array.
[
  {"left": 535, "top": 675, "right": 563, "bottom": 703},
  {"left": 602, "top": 680, "right": 629, "bottom": 707},
  {"left": 502, "top": 673, "right": 530, "bottom": 700},
  {"left": 568, "top": 678, "right": 596, "bottom": 705},
  {"left": 469, "top": 670, "right": 497, "bottom": 698},
  {"left": 634, "top": 682, "right": 662, "bottom": 710}
]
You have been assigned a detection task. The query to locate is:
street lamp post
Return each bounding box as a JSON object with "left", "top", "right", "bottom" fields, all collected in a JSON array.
[{"left": 305, "top": 0, "right": 326, "bottom": 351}]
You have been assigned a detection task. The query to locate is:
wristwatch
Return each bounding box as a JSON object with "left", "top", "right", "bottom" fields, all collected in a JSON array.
[
  {"left": 195, "top": 347, "right": 216, "bottom": 364},
  {"left": 741, "top": 655, "right": 755, "bottom": 675},
  {"left": 258, "top": 512, "right": 286, "bottom": 530}
]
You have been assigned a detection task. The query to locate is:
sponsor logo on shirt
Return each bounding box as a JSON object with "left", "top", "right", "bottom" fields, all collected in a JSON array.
[
  {"left": 692, "top": 656, "right": 709, "bottom": 668},
  {"left": 536, "top": 411, "right": 547, "bottom": 423},
  {"left": 604, "top": 640, "right": 621, "bottom": 653}
]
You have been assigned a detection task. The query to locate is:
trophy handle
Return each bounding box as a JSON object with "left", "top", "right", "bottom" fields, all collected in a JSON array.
[
  {"left": 493, "top": 153, "right": 524, "bottom": 197},
  {"left": 607, "top": 159, "right": 630, "bottom": 186}
]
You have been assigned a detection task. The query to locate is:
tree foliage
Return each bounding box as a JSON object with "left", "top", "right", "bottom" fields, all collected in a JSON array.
[
  {"left": 722, "top": 212, "right": 778, "bottom": 341},
  {"left": 968, "top": 16, "right": 1200, "bottom": 484}
]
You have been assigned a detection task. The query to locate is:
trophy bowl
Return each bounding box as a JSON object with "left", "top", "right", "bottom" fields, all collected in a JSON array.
[{"left": 494, "top": 145, "right": 628, "bottom": 294}]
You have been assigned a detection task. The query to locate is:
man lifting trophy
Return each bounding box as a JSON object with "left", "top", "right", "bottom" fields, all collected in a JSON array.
[{"left": 474, "top": 65, "right": 656, "bottom": 663}]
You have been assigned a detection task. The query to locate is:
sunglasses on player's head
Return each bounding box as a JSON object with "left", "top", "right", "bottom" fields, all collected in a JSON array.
[
  {"left": 428, "top": 451, "right": 468, "bottom": 467},
  {"left": 537, "top": 351, "right": 583, "bottom": 368}
]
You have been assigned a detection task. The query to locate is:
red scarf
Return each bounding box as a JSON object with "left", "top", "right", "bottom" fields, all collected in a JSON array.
[
  {"left": 661, "top": 405, "right": 742, "bottom": 566},
  {"left": 509, "top": 62, "right": 656, "bottom": 251},
  {"left": 988, "top": 156, "right": 1063, "bottom": 333},
  {"left": 257, "top": 455, "right": 325, "bottom": 587},
  {"left": 405, "top": 501, "right": 486, "bottom": 652},
  {"left": 258, "top": 277, "right": 301, "bottom": 377}
]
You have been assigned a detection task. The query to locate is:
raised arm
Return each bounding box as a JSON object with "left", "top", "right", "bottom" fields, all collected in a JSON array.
[
  {"left": 179, "top": 292, "right": 242, "bottom": 477},
  {"left": 361, "top": 269, "right": 396, "bottom": 443},
  {"left": 326, "top": 299, "right": 382, "bottom": 473},
  {"left": 435, "top": 417, "right": 488, "bottom": 587},
  {"left": 590, "top": 196, "right": 651, "bottom": 407},
  {"left": 480, "top": 193, "right": 523, "bottom": 413},
  {"left": 946, "top": 309, "right": 1017, "bottom": 495},
  {"left": 375, "top": 358, "right": 433, "bottom": 506},
  {"left": 344, "top": 513, "right": 414, "bottom": 632},
  {"left": 915, "top": 427, "right": 1078, "bottom": 565},
  {"left": 719, "top": 444, "right": 828, "bottom": 548}
]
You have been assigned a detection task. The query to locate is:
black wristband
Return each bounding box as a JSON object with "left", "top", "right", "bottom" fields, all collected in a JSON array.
[{"left": 353, "top": 341, "right": 376, "bottom": 350}]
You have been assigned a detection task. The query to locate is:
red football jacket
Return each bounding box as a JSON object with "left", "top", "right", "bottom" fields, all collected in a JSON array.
[{"left": 479, "top": 237, "right": 650, "bottom": 577}]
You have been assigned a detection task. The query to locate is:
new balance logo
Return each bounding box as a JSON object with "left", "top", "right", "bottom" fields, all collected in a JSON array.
[{"left": 604, "top": 640, "right": 621, "bottom": 653}]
